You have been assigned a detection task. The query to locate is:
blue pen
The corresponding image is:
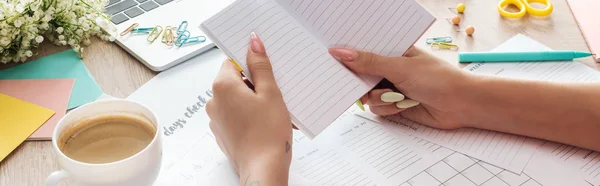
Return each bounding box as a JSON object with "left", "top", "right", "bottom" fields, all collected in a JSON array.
[{"left": 458, "top": 50, "right": 593, "bottom": 63}]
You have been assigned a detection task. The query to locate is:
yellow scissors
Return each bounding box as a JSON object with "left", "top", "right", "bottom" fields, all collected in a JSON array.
[{"left": 497, "top": 0, "right": 553, "bottom": 18}]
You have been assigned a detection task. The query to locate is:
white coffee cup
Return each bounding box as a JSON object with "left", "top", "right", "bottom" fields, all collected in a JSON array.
[{"left": 44, "top": 99, "right": 162, "bottom": 186}]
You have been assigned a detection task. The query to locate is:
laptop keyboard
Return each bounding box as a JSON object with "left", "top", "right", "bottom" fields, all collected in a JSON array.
[{"left": 106, "top": 0, "right": 174, "bottom": 25}]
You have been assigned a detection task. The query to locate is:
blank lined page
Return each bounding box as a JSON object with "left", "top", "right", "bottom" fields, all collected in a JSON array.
[
  {"left": 278, "top": 0, "right": 435, "bottom": 57},
  {"left": 201, "top": 0, "right": 373, "bottom": 138}
]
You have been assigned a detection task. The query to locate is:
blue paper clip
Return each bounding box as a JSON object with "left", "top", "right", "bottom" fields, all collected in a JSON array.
[
  {"left": 426, "top": 36, "right": 452, "bottom": 44},
  {"left": 131, "top": 27, "right": 154, "bottom": 34},
  {"left": 175, "top": 30, "right": 191, "bottom": 47},
  {"left": 176, "top": 21, "right": 188, "bottom": 35},
  {"left": 183, "top": 36, "right": 206, "bottom": 44}
]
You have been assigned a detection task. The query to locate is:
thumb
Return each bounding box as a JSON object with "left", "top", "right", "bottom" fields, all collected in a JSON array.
[
  {"left": 328, "top": 47, "right": 406, "bottom": 82},
  {"left": 246, "top": 32, "right": 278, "bottom": 94}
]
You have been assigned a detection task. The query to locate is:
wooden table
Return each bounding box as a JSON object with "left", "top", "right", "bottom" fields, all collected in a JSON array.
[{"left": 0, "top": 0, "right": 597, "bottom": 185}]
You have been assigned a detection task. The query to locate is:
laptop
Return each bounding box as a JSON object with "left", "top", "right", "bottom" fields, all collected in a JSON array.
[{"left": 106, "top": 0, "right": 234, "bottom": 71}]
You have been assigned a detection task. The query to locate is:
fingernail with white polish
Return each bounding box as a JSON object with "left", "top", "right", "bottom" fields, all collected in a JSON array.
[
  {"left": 380, "top": 92, "right": 405, "bottom": 103},
  {"left": 396, "top": 99, "right": 420, "bottom": 109}
]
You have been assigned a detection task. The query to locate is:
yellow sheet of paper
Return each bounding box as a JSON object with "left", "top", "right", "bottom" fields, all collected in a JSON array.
[{"left": 0, "top": 93, "right": 54, "bottom": 162}]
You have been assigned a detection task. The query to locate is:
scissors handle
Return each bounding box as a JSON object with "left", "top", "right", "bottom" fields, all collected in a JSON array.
[
  {"left": 498, "top": 0, "right": 552, "bottom": 18},
  {"left": 523, "top": 0, "right": 553, "bottom": 16}
]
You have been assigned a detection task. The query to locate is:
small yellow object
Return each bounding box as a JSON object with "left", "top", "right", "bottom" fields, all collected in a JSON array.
[
  {"left": 451, "top": 15, "right": 461, "bottom": 25},
  {"left": 120, "top": 23, "right": 139, "bottom": 36},
  {"left": 161, "top": 26, "right": 175, "bottom": 46},
  {"left": 355, "top": 100, "right": 365, "bottom": 111},
  {"left": 497, "top": 0, "right": 553, "bottom": 18},
  {"left": 147, "top": 25, "right": 163, "bottom": 43},
  {"left": 465, "top": 26, "right": 475, "bottom": 36},
  {"left": 229, "top": 59, "right": 243, "bottom": 72},
  {"left": 431, "top": 42, "right": 459, "bottom": 50},
  {"left": 456, "top": 3, "right": 466, "bottom": 13}
]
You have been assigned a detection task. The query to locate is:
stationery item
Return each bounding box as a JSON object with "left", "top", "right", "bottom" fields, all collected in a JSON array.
[
  {"left": 0, "top": 79, "right": 74, "bottom": 140},
  {"left": 131, "top": 27, "right": 154, "bottom": 34},
  {"left": 566, "top": 0, "right": 600, "bottom": 62},
  {"left": 456, "top": 3, "right": 466, "bottom": 13},
  {"left": 497, "top": 0, "right": 553, "bottom": 18},
  {"left": 290, "top": 115, "right": 452, "bottom": 185},
  {"left": 465, "top": 25, "right": 475, "bottom": 36},
  {"left": 0, "top": 93, "right": 54, "bottom": 162},
  {"left": 0, "top": 49, "right": 103, "bottom": 109},
  {"left": 120, "top": 23, "right": 139, "bottom": 36},
  {"left": 358, "top": 112, "right": 543, "bottom": 173},
  {"left": 451, "top": 15, "right": 461, "bottom": 25},
  {"left": 458, "top": 50, "right": 593, "bottom": 63},
  {"left": 431, "top": 42, "right": 459, "bottom": 50},
  {"left": 464, "top": 34, "right": 600, "bottom": 186},
  {"left": 200, "top": 0, "right": 436, "bottom": 138},
  {"left": 175, "top": 30, "right": 191, "bottom": 47},
  {"left": 44, "top": 99, "right": 162, "bottom": 186},
  {"left": 177, "top": 21, "right": 189, "bottom": 35},
  {"left": 162, "top": 26, "right": 176, "bottom": 46},
  {"left": 426, "top": 36, "right": 453, "bottom": 44},
  {"left": 147, "top": 26, "right": 164, "bottom": 43}
]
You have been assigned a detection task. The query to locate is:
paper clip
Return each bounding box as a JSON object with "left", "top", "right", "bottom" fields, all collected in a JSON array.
[
  {"left": 182, "top": 36, "right": 206, "bottom": 45},
  {"left": 147, "top": 26, "right": 163, "bottom": 43},
  {"left": 426, "top": 36, "right": 452, "bottom": 44},
  {"left": 431, "top": 42, "right": 459, "bottom": 50},
  {"left": 120, "top": 23, "right": 139, "bottom": 36},
  {"left": 175, "top": 30, "right": 191, "bottom": 47},
  {"left": 131, "top": 27, "right": 154, "bottom": 34},
  {"left": 162, "top": 26, "right": 175, "bottom": 46},
  {"left": 176, "top": 21, "right": 188, "bottom": 35}
]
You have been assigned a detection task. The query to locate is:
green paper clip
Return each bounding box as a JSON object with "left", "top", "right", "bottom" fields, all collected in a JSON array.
[
  {"left": 176, "top": 21, "right": 188, "bottom": 35},
  {"left": 131, "top": 27, "right": 154, "bottom": 34},
  {"left": 426, "top": 36, "right": 452, "bottom": 44},
  {"left": 175, "top": 30, "right": 191, "bottom": 47}
]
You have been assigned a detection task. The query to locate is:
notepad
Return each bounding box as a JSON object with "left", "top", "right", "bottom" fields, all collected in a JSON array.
[
  {"left": 0, "top": 93, "right": 55, "bottom": 162},
  {"left": 200, "top": 0, "right": 435, "bottom": 138}
]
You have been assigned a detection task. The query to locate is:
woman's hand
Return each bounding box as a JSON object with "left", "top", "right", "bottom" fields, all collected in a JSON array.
[
  {"left": 206, "top": 33, "right": 292, "bottom": 186},
  {"left": 329, "top": 46, "right": 473, "bottom": 129}
]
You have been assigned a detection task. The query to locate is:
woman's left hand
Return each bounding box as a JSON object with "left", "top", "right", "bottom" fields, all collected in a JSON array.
[{"left": 206, "top": 33, "right": 293, "bottom": 186}]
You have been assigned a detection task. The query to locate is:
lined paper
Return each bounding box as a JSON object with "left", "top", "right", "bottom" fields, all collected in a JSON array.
[
  {"left": 201, "top": 0, "right": 435, "bottom": 138},
  {"left": 279, "top": 0, "right": 435, "bottom": 57},
  {"left": 357, "top": 112, "right": 542, "bottom": 173},
  {"left": 290, "top": 114, "right": 450, "bottom": 185}
]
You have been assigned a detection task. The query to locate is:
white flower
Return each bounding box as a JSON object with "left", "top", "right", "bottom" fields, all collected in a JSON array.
[
  {"left": 109, "top": 36, "right": 115, "bottom": 42},
  {"left": 76, "top": 29, "right": 83, "bottom": 35},
  {"left": 56, "top": 27, "right": 64, "bottom": 34},
  {"left": 59, "top": 40, "right": 67, "bottom": 45},
  {"left": 14, "top": 19, "right": 23, "bottom": 27},
  {"left": 73, "top": 45, "right": 80, "bottom": 52},
  {"left": 35, "top": 36, "right": 44, "bottom": 43},
  {"left": 25, "top": 50, "right": 33, "bottom": 57},
  {"left": 58, "top": 35, "right": 65, "bottom": 41}
]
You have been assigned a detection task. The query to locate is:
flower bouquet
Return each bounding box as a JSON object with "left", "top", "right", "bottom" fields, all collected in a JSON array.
[{"left": 0, "top": 0, "right": 117, "bottom": 63}]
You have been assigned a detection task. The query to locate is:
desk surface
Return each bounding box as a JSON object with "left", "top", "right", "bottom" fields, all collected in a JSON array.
[{"left": 0, "top": 0, "right": 597, "bottom": 185}]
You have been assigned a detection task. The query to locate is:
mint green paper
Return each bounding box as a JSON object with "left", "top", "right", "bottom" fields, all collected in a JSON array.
[{"left": 0, "top": 50, "right": 103, "bottom": 109}]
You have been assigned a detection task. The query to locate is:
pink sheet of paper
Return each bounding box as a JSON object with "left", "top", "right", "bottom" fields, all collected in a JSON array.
[
  {"left": 567, "top": 0, "right": 600, "bottom": 62},
  {"left": 0, "top": 79, "right": 74, "bottom": 140}
]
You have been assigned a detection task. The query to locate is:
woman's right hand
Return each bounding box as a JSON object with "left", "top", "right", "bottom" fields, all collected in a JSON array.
[{"left": 329, "top": 46, "right": 475, "bottom": 129}]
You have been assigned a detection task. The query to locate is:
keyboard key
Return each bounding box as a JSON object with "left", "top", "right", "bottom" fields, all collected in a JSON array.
[
  {"left": 110, "top": 13, "right": 129, "bottom": 25},
  {"left": 108, "top": 0, "right": 121, "bottom": 6},
  {"left": 136, "top": 0, "right": 148, "bottom": 2},
  {"left": 139, "top": 1, "right": 159, "bottom": 11},
  {"left": 124, "top": 7, "right": 144, "bottom": 18},
  {"left": 106, "top": 0, "right": 137, "bottom": 15},
  {"left": 153, "top": 0, "right": 173, "bottom": 5}
]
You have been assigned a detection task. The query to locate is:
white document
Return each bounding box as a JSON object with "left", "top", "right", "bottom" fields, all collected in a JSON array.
[
  {"left": 524, "top": 142, "right": 594, "bottom": 186},
  {"left": 290, "top": 114, "right": 453, "bottom": 185},
  {"left": 200, "top": 0, "right": 435, "bottom": 138}
]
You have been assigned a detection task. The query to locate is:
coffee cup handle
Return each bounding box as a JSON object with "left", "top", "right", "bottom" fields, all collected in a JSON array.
[{"left": 44, "top": 170, "right": 70, "bottom": 186}]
